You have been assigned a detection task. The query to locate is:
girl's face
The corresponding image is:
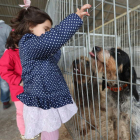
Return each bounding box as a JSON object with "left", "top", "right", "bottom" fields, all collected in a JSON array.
[{"left": 30, "top": 20, "right": 52, "bottom": 36}]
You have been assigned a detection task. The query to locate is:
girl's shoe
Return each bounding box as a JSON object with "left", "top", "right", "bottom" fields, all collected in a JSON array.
[
  {"left": 20, "top": 134, "right": 40, "bottom": 140},
  {"left": 20, "top": 135, "right": 26, "bottom": 140}
]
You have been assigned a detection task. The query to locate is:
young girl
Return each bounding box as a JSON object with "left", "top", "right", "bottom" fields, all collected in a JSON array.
[{"left": 10, "top": 2, "right": 91, "bottom": 140}]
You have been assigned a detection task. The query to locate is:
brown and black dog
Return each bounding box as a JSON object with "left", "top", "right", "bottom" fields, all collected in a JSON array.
[
  {"left": 72, "top": 56, "right": 98, "bottom": 135},
  {"left": 72, "top": 56, "right": 115, "bottom": 139},
  {"left": 89, "top": 46, "right": 140, "bottom": 140}
]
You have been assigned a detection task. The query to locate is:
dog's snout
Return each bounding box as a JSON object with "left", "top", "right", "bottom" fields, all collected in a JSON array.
[{"left": 95, "top": 46, "right": 101, "bottom": 52}]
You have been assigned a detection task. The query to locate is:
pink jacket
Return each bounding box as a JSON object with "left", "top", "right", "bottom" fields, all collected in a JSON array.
[{"left": 0, "top": 49, "right": 23, "bottom": 101}]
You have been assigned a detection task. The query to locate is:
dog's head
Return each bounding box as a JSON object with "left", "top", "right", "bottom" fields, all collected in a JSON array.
[
  {"left": 89, "top": 46, "right": 139, "bottom": 101},
  {"left": 72, "top": 56, "right": 91, "bottom": 84}
]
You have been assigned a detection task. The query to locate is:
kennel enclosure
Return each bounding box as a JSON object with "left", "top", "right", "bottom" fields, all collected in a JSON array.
[{"left": 46, "top": 0, "right": 140, "bottom": 140}]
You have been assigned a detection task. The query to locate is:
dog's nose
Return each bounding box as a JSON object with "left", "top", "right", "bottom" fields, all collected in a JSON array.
[{"left": 95, "top": 46, "right": 101, "bottom": 52}]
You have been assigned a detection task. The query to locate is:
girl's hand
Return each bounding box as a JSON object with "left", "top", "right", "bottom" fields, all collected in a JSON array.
[
  {"left": 19, "top": 80, "right": 24, "bottom": 86},
  {"left": 76, "top": 4, "right": 91, "bottom": 19}
]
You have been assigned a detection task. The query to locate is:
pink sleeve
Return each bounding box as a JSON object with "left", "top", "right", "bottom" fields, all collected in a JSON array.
[{"left": 0, "top": 51, "right": 22, "bottom": 85}]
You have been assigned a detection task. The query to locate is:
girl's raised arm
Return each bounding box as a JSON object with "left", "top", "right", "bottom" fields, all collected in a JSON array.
[{"left": 20, "top": 4, "right": 91, "bottom": 59}]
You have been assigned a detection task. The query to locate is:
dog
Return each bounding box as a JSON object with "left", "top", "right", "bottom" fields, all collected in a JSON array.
[
  {"left": 72, "top": 56, "right": 115, "bottom": 139},
  {"left": 89, "top": 46, "right": 140, "bottom": 140},
  {"left": 72, "top": 56, "right": 98, "bottom": 135}
]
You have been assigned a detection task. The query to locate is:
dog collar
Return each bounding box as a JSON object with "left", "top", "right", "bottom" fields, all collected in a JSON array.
[{"left": 107, "top": 84, "right": 128, "bottom": 92}]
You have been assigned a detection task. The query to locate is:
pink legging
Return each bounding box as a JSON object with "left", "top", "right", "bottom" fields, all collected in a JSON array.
[
  {"left": 15, "top": 101, "right": 59, "bottom": 139},
  {"left": 14, "top": 101, "right": 25, "bottom": 135},
  {"left": 41, "top": 130, "right": 59, "bottom": 140}
]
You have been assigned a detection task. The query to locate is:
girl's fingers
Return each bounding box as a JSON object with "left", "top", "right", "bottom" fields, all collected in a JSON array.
[
  {"left": 81, "top": 12, "right": 90, "bottom": 17},
  {"left": 76, "top": 4, "right": 91, "bottom": 19},
  {"left": 81, "top": 4, "right": 91, "bottom": 11}
]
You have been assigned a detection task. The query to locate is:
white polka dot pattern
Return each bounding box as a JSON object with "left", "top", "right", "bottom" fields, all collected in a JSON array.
[{"left": 17, "top": 13, "right": 83, "bottom": 110}]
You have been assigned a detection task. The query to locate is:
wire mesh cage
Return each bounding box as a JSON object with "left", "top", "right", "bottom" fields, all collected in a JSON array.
[
  {"left": 46, "top": 0, "right": 140, "bottom": 140},
  {"left": 94, "top": 5, "right": 140, "bottom": 75}
]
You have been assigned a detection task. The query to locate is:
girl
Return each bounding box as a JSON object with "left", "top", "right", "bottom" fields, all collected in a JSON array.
[
  {"left": 11, "top": 2, "right": 91, "bottom": 140},
  {"left": 0, "top": 33, "right": 39, "bottom": 139}
]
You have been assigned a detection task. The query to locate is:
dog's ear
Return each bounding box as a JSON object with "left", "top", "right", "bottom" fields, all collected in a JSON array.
[
  {"left": 132, "top": 67, "right": 139, "bottom": 101},
  {"left": 102, "top": 76, "right": 106, "bottom": 91},
  {"left": 122, "top": 66, "right": 139, "bottom": 101}
]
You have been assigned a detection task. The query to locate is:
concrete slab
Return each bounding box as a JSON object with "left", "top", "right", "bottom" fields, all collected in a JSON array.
[{"left": 0, "top": 102, "right": 20, "bottom": 140}]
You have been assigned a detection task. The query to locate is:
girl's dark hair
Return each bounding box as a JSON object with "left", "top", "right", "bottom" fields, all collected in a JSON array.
[{"left": 6, "top": 6, "right": 53, "bottom": 49}]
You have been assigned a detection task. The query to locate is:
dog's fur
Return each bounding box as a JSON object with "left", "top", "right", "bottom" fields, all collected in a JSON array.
[
  {"left": 89, "top": 46, "right": 140, "bottom": 140},
  {"left": 72, "top": 56, "right": 98, "bottom": 135},
  {"left": 72, "top": 56, "right": 115, "bottom": 139}
]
